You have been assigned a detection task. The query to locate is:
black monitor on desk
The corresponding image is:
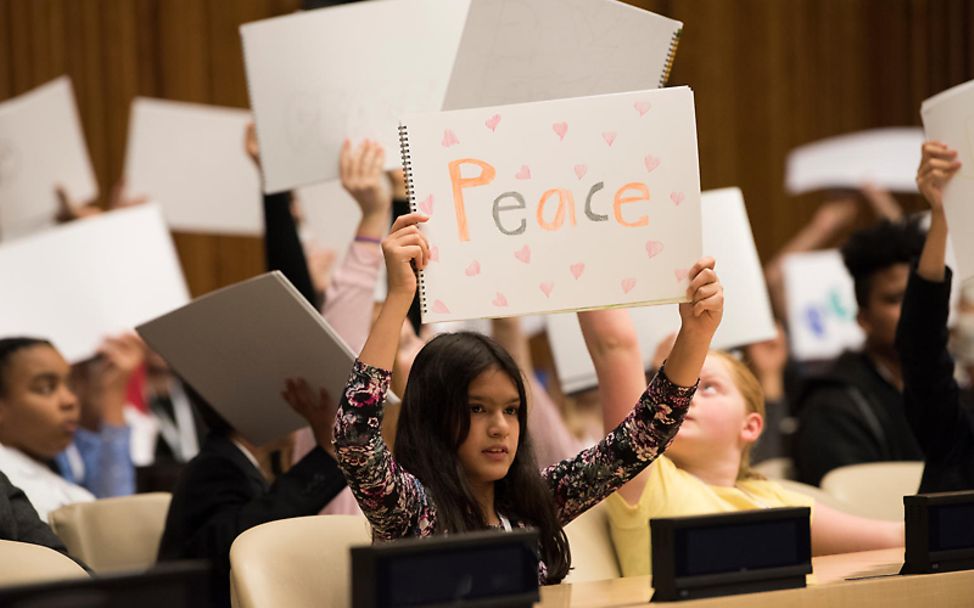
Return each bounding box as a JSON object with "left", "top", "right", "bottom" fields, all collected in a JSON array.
[
  {"left": 0, "top": 561, "right": 210, "bottom": 608},
  {"left": 351, "top": 528, "right": 540, "bottom": 608},
  {"left": 651, "top": 507, "right": 812, "bottom": 602}
]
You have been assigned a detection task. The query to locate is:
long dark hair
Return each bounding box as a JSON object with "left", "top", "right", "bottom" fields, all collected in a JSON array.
[
  {"left": 394, "top": 332, "right": 571, "bottom": 582},
  {"left": 0, "top": 337, "right": 53, "bottom": 397}
]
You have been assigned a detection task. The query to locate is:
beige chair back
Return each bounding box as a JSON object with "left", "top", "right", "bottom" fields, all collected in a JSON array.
[
  {"left": 230, "top": 515, "right": 371, "bottom": 608},
  {"left": 0, "top": 539, "right": 89, "bottom": 588},
  {"left": 820, "top": 461, "right": 924, "bottom": 521},
  {"left": 752, "top": 457, "right": 796, "bottom": 480},
  {"left": 48, "top": 492, "right": 171, "bottom": 573},
  {"left": 776, "top": 478, "right": 853, "bottom": 512},
  {"left": 563, "top": 499, "right": 621, "bottom": 583}
]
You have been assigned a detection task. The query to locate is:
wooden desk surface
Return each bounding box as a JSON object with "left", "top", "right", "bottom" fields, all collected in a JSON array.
[{"left": 537, "top": 548, "right": 974, "bottom": 607}]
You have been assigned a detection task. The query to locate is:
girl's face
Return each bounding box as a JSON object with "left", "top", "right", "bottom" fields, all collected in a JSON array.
[
  {"left": 0, "top": 345, "right": 80, "bottom": 460},
  {"left": 456, "top": 366, "right": 521, "bottom": 487},
  {"left": 666, "top": 354, "right": 761, "bottom": 463}
]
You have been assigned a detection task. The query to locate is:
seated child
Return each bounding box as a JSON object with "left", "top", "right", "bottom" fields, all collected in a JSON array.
[
  {"left": 333, "top": 212, "right": 724, "bottom": 583},
  {"left": 577, "top": 310, "right": 904, "bottom": 577},
  {"left": 0, "top": 337, "right": 135, "bottom": 520}
]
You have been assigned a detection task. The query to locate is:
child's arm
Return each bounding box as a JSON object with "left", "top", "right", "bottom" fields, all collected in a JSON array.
[
  {"left": 895, "top": 141, "right": 966, "bottom": 465},
  {"left": 333, "top": 213, "right": 433, "bottom": 540},
  {"left": 811, "top": 502, "right": 903, "bottom": 555},
  {"left": 321, "top": 140, "right": 392, "bottom": 353},
  {"left": 546, "top": 259, "right": 722, "bottom": 523}
]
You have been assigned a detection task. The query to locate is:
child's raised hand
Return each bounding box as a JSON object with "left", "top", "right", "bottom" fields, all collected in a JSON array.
[
  {"left": 678, "top": 257, "right": 723, "bottom": 338},
  {"left": 340, "top": 139, "right": 392, "bottom": 237},
  {"left": 382, "top": 212, "right": 430, "bottom": 300},
  {"left": 917, "top": 140, "right": 961, "bottom": 211}
]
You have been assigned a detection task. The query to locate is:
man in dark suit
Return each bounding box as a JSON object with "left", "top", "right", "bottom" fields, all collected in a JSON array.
[
  {"left": 157, "top": 380, "right": 347, "bottom": 608},
  {"left": 0, "top": 469, "right": 78, "bottom": 560}
]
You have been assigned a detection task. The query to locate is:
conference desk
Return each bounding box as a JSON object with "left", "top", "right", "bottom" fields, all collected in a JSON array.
[{"left": 536, "top": 548, "right": 974, "bottom": 607}]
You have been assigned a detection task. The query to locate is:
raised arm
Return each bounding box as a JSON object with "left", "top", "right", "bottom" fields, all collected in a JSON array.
[
  {"left": 333, "top": 213, "right": 431, "bottom": 539},
  {"left": 546, "top": 258, "right": 722, "bottom": 521},
  {"left": 321, "top": 139, "right": 392, "bottom": 353},
  {"left": 895, "top": 141, "right": 965, "bottom": 462}
]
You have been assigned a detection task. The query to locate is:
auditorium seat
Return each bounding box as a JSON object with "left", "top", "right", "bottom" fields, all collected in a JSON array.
[
  {"left": 563, "top": 499, "right": 622, "bottom": 583},
  {"left": 229, "top": 515, "right": 371, "bottom": 608},
  {"left": 0, "top": 539, "right": 89, "bottom": 588},
  {"left": 820, "top": 462, "right": 923, "bottom": 521},
  {"left": 48, "top": 492, "right": 171, "bottom": 573}
]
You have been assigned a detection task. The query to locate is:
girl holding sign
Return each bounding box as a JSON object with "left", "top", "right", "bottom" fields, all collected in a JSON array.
[
  {"left": 331, "top": 212, "right": 723, "bottom": 583},
  {"left": 581, "top": 309, "right": 905, "bottom": 577}
]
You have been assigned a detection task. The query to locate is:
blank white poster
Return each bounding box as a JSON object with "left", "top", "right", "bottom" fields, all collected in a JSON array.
[
  {"left": 785, "top": 128, "right": 924, "bottom": 195},
  {"left": 922, "top": 79, "right": 974, "bottom": 284},
  {"left": 0, "top": 205, "right": 189, "bottom": 362},
  {"left": 0, "top": 77, "right": 97, "bottom": 241}
]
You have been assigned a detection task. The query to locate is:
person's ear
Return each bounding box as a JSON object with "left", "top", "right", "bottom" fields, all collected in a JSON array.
[
  {"left": 856, "top": 308, "right": 873, "bottom": 333},
  {"left": 740, "top": 411, "right": 763, "bottom": 445}
]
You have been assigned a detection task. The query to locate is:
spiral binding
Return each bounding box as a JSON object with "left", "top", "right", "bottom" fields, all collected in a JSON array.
[
  {"left": 660, "top": 28, "right": 681, "bottom": 87},
  {"left": 398, "top": 123, "right": 428, "bottom": 316}
]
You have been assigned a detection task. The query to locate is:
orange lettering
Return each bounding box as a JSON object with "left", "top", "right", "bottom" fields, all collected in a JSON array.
[
  {"left": 613, "top": 182, "right": 650, "bottom": 227},
  {"left": 448, "top": 158, "right": 497, "bottom": 241},
  {"left": 536, "top": 188, "right": 577, "bottom": 231}
]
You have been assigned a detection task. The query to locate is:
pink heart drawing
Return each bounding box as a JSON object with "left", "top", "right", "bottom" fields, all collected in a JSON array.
[
  {"left": 570, "top": 263, "right": 585, "bottom": 279},
  {"left": 431, "top": 299, "right": 450, "bottom": 314},
  {"left": 670, "top": 192, "right": 685, "bottom": 206},
  {"left": 573, "top": 164, "right": 588, "bottom": 180},
  {"left": 465, "top": 260, "right": 480, "bottom": 276},
  {"left": 602, "top": 131, "right": 617, "bottom": 146},
  {"left": 540, "top": 282, "right": 555, "bottom": 298},
  {"left": 645, "top": 241, "right": 664, "bottom": 258},
  {"left": 492, "top": 292, "right": 509, "bottom": 307},
  {"left": 418, "top": 194, "right": 434, "bottom": 216},
  {"left": 621, "top": 278, "right": 637, "bottom": 294},
  {"left": 485, "top": 114, "right": 501, "bottom": 132},
  {"left": 674, "top": 268, "right": 690, "bottom": 282},
  {"left": 441, "top": 129, "right": 460, "bottom": 147},
  {"left": 429, "top": 246, "right": 439, "bottom": 262},
  {"left": 514, "top": 245, "right": 531, "bottom": 264},
  {"left": 552, "top": 122, "right": 569, "bottom": 141},
  {"left": 515, "top": 165, "right": 532, "bottom": 180},
  {"left": 644, "top": 155, "right": 661, "bottom": 173},
  {"left": 634, "top": 101, "right": 652, "bottom": 117}
]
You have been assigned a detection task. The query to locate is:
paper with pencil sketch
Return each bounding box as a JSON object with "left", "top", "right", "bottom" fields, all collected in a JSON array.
[
  {"left": 547, "top": 187, "right": 776, "bottom": 393},
  {"left": 442, "top": 0, "right": 681, "bottom": 110},
  {"left": 0, "top": 76, "right": 98, "bottom": 241},
  {"left": 782, "top": 249, "right": 864, "bottom": 362},
  {"left": 922, "top": 79, "right": 974, "bottom": 284},
  {"left": 400, "top": 86, "right": 701, "bottom": 323},
  {"left": 0, "top": 205, "right": 189, "bottom": 363},
  {"left": 785, "top": 128, "right": 924, "bottom": 195},
  {"left": 240, "top": 0, "right": 682, "bottom": 193},
  {"left": 137, "top": 272, "right": 358, "bottom": 446},
  {"left": 241, "top": 0, "right": 470, "bottom": 193}
]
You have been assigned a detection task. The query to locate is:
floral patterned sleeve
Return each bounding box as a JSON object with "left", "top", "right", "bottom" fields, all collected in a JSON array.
[
  {"left": 333, "top": 359, "right": 437, "bottom": 541},
  {"left": 542, "top": 367, "right": 695, "bottom": 526}
]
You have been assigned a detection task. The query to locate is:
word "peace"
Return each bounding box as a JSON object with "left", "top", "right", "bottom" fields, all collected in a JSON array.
[{"left": 448, "top": 158, "right": 653, "bottom": 242}]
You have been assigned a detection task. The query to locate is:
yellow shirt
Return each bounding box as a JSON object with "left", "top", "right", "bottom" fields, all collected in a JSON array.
[{"left": 606, "top": 456, "right": 814, "bottom": 577}]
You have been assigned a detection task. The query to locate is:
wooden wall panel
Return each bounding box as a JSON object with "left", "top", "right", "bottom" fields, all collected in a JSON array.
[{"left": 1, "top": 0, "right": 972, "bottom": 296}]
